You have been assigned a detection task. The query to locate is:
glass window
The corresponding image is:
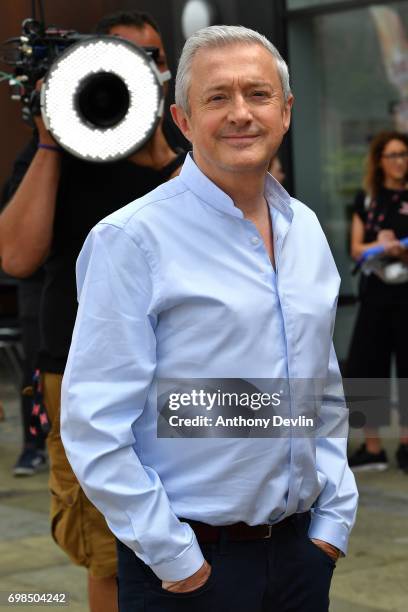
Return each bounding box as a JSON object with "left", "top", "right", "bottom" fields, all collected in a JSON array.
[{"left": 288, "top": 1, "right": 408, "bottom": 357}]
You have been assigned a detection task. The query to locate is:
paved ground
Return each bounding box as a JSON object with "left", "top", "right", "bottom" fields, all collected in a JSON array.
[{"left": 1, "top": 376, "right": 407, "bottom": 611}]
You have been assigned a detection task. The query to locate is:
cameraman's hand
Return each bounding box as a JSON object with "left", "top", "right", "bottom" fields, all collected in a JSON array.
[{"left": 34, "top": 79, "right": 57, "bottom": 146}]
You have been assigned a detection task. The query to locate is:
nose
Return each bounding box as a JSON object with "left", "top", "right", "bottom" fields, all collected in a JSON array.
[{"left": 227, "top": 94, "right": 253, "bottom": 125}]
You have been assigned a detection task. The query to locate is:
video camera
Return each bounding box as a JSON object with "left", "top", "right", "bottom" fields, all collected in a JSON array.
[{"left": 1, "top": 17, "right": 170, "bottom": 162}]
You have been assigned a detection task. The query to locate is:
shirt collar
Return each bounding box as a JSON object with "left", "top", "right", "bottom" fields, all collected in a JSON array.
[
  {"left": 179, "top": 152, "right": 293, "bottom": 222},
  {"left": 265, "top": 172, "right": 294, "bottom": 223}
]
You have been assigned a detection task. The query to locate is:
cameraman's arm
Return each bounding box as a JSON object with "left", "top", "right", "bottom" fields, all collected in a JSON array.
[{"left": 0, "top": 117, "right": 61, "bottom": 278}]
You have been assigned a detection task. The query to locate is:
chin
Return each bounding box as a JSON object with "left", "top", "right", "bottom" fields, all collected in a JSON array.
[{"left": 224, "top": 153, "right": 267, "bottom": 171}]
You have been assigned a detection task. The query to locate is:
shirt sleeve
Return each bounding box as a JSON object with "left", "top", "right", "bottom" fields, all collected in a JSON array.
[
  {"left": 60, "top": 221, "right": 204, "bottom": 582},
  {"left": 308, "top": 343, "right": 358, "bottom": 555},
  {"left": 352, "top": 190, "right": 367, "bottom": 223}
]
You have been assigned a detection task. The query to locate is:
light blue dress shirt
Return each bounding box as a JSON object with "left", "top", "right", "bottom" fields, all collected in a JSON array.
[{"left": 61, "top": 152, "right": 358, "bottom": 582}]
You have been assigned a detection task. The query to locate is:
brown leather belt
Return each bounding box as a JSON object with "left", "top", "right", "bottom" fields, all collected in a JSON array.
[{"left": 179, "top": 515, "right": 294, "bottom": 543}]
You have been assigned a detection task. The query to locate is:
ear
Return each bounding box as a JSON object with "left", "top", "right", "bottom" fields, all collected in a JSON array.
[
  {"left": 170, "top": 104, "right": 193, "bottom": 143},
  {"left": 282, "top": 94, "right": 294, "bottom": 133}
]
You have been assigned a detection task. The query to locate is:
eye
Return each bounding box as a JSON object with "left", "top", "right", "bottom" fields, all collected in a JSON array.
[
  {"left": 251, "top": 91, "right": 268, "bottom": 98},
  {"left": 209, "top": 94, "right": 226, "bottom": 102}
]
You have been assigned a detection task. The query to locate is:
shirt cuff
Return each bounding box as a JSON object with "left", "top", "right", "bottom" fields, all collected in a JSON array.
[
  {"left": 149, "top": 533, "right": 205, "bottom": 582},
  {"left": 308, "top": 511, "right": 350, "bottom": 556}
]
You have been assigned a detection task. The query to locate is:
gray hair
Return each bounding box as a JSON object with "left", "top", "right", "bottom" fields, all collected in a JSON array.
[{"left": 175, "top": 25, "right": 291, "bottom": 115}]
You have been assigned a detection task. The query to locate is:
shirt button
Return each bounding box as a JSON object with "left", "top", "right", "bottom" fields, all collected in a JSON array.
[{"left": 251, "top": 236, "right": 260, "bottom": 245}]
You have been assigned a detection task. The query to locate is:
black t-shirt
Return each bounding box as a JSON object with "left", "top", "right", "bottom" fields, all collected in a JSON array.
[
  {"left": 353, "top": 187, "right": 408, "bottom": 242},
  {"left": 353, "top": 187, "right": 408, "bottom": 301},
  {"left": 7, "top": 129, "right": 186, "bottom": 373}
]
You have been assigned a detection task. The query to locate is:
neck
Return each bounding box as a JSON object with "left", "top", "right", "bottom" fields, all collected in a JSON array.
[
  {"left": 194, "top": 155, "right": 268, "bottom": 216},
  {"left": 384, "top": 177, "right": 407, "bottom": 190},
  {"left": 128, "top": 121, "right": 176, "bottom": 169},
  {"left": 224, "top": 174, "right": 267, "bottom": 216}
]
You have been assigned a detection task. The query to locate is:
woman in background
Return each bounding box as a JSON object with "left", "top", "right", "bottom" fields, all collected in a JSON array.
[{"left": 347, "top": 131, "right": 408, "bottom": 473}]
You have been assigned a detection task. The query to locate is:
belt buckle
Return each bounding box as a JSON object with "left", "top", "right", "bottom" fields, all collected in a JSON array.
[{"left": 264, "top": 525, "right": 273, "bottom": 539}]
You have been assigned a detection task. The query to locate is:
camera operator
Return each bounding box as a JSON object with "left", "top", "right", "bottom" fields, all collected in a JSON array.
[{"left": 0, "top": 10, "right": 186, "bottom": 611}]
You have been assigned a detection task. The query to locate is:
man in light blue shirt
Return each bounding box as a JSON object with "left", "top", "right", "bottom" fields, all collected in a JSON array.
[{"left": 61, "top": 25, "right": 358, "bottom": 612}]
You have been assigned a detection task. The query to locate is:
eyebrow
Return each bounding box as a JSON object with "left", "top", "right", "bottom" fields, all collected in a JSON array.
[{"left": 202, "top": 81, "right": 273, "bottom": 94}]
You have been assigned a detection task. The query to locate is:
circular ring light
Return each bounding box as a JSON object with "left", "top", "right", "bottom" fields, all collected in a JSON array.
[
  {"left": 41, "top": 36, "right": 164, "bottom": 162},
  {"left": 181, "top": 0, "right": 215, "bottom": 39}
]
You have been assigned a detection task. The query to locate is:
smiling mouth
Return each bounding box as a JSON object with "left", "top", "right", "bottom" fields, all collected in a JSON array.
[
  {"left": 222, "top": 134, "right": 259, "bottom": 139},
  {"left": 221, "top": 135, "right": 260, "bottom": 145}
]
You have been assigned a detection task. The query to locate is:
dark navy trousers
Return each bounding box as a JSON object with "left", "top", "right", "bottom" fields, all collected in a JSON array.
[{"left": 116, "top": 513, "right": 336, "bottom": 612}]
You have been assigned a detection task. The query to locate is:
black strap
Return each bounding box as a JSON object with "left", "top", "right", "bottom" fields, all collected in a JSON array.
[{"left": 160, "top": 150, "right": 187, "bottom": 181}]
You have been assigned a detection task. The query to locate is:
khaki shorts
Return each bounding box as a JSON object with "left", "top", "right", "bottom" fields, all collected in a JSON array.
[{"left": 44, "top": 373, "right": 117, "bottom": 578}]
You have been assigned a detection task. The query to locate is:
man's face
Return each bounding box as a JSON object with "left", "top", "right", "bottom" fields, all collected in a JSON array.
[
  {"left": 171, "top": 43, "right": 293, "bottom": 181},
  {"left": 108, "top": 24, "right": 169, "bottom": 94}
]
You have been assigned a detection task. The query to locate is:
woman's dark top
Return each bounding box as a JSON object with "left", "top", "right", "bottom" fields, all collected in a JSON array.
[{"left": 353, "top": 186, "right": 408, "bottom": 302}]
